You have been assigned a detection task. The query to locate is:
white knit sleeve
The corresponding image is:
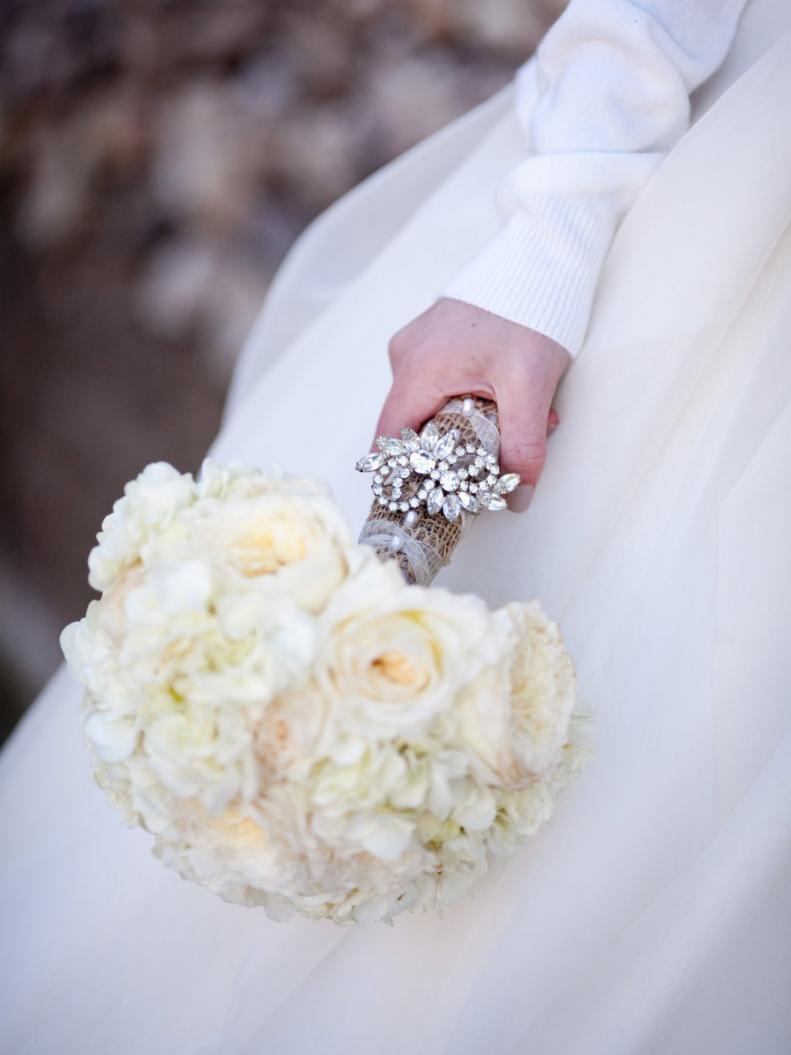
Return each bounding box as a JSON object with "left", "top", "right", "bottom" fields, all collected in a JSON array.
[{"left": 441, "top": 0, "right": 749, "bottom": 355}]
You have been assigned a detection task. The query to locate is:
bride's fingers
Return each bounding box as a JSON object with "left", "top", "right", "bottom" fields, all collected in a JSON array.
[
  {"left": 495, "top": 368, "right": 559, "bottom": 514},
  {"left": 497, "top": 390, "right": 553, "bottom": 485},
  {"left": 375, "top": 389, "right": 558, "bottom": 450},
  {"left": 497, "top": 406, "right": 558, "bottom": 510}
]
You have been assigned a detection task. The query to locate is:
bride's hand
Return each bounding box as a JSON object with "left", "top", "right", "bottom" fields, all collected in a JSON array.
[{"left": 373, "top": 297, "right": 570, "bottom": 511}]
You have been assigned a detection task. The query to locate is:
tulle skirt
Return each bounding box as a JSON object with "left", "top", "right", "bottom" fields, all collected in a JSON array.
[{"left": 2, "top": 3, "right": 790, "bottom": 1052}]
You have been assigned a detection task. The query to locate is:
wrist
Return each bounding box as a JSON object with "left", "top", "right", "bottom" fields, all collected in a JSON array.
[{"left": 440, "top": 193, "right": 614, "bottom": 356}]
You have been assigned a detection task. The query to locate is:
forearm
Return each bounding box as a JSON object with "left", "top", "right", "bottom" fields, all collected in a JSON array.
[{"left": 443, "top": 0, "right": 749, "bottom": 355}]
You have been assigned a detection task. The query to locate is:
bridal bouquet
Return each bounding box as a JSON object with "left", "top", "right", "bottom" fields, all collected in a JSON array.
[{"left": 61, "top": 404, "right": 586, "bottom": 926}]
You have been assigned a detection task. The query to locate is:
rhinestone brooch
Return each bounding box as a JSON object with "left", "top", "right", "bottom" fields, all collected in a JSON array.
[{"left": 356, "top": 420, "right": 520, "bottom": 524}]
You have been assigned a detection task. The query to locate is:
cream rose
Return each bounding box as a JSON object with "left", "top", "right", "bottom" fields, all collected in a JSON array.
[
  {"left": 190, "top": 487, "right": 349, "bottom": 613},
  {"left": 316, "top": 556, "right": 506, "bottom": 739}
]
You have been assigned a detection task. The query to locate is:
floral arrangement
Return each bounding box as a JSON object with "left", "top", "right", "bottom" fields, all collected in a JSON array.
[{"left": 61, "top": 459, "right": 586, "bottom": 926}]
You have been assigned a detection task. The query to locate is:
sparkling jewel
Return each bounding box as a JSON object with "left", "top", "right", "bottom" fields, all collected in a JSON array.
[
  {"left": 409, "top": 450, "right": 435, "bottom": 474},
  {"left": 427, "top": 487, "right": 445, "bottom": 515},
  {"left": 377, "top": 437, "right": 404, "bottom": 456},
  {"left": 434, "top": 428, "right": 459, "bottom": 461},
  {"left": 389, "top": 501, "right": 398, "bottom": 511},
  {"left": 442, "top": 494, "right": 461, "bottom": 521},
  {"left": 496, "top": 472, "right": 520, "bottom": 494},
  {"left": 430, "top": 469, "right": 440, "bottom": 480},
  {"left": 479, "top": 492, "right": 507, "bottom": 511},
  {"left": 400, "top": 427, "right": 420, "bottom": 451},
  {"left": 402, "top": 510, "right": 418, "bottom": 527},
  {"left": 356, "top": 452, "right": 384, "bottom": 472},
  {"left": 458, "top": 491, "right": 479, "bottom": 513},
  {"left": 439, "top": 470, "right": 459, "bottom": 492},
  {"left": 419, "top": 420, "right": 440, "bottom": 451}
]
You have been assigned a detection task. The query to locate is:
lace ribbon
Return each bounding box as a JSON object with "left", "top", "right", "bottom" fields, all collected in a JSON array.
[
  {"left": 442, "top": 396, "right": 500, "bottom": 457},
  {"left": 358, "top": 518, "right": 444, "bottom": 586}
]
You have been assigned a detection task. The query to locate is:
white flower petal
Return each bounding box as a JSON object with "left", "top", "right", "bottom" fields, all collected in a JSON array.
[
  {"left": 152, "top": 560, "right": 212, "bottom": 614},
  {"left": 84, "top": 713, "right": 138, "bottom": 762},
  {"left": 453, "top": 788, "right": 497, "bottom": 832},
  {"left": 349, "top": 814, "right": 414, "bottom": 860}
]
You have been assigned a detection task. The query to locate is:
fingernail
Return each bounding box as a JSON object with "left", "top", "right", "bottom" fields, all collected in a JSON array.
[{"left": 509, "top": 484, "right": 535, "bottom": 513}]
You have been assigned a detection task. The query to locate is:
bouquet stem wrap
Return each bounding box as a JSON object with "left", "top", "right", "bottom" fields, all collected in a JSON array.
[{"left": 358, "top": 396, "right": 501, "bottom": 585}]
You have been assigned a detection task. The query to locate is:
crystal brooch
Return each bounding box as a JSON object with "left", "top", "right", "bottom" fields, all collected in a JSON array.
[{"left": 356, "top": 420, "right": 520, "bottom": 524}]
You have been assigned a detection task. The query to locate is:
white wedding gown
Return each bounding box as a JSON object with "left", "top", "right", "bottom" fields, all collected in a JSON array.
[{"left": 2, "top": 3, "right": 791, "bottom": 1052}]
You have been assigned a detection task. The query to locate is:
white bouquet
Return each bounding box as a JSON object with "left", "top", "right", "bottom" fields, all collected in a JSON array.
[{"left": 61, "top": 454, "right": 586, "bottom": 926}]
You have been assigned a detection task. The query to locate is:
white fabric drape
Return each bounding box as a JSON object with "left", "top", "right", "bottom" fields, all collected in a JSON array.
[{"left": 2, "top": 2, "right": 790, "bottom": 1052}]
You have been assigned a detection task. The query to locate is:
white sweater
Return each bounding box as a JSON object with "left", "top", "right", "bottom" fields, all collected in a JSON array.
[{"left": 442, "top": 0, "right": 750, "bottom": 355}]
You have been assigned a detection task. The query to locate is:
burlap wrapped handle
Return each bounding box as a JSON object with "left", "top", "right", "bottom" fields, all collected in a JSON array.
[{"left": 358, "top": 395, "right": 511, "bottom": 585}]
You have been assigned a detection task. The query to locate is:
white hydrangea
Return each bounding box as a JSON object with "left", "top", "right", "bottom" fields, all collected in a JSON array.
[{"left": 61, "top": 459, "right": 586, "bottom": 926}]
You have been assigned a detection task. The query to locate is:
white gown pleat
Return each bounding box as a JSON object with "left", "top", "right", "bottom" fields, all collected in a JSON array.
[{"left": 2, "top": 4, "right": 790, "bottom": 1053}]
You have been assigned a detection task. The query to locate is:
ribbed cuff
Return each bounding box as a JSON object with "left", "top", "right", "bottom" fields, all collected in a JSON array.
[{"left": 441, "top": 193, "right": 615, "bottom": 356}]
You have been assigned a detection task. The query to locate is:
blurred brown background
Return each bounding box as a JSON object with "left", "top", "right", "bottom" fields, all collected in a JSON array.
[{"left": 0, "top": 0, "right": 561, "bottom": 746}]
